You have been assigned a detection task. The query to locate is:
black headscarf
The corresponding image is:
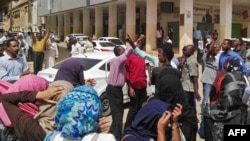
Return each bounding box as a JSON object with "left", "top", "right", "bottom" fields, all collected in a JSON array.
[{"left": 157, "top": 74, "right": 197, "bottom": 128}]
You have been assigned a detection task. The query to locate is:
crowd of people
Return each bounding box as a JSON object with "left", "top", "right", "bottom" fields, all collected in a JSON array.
[{"left": 0, "top": 25, "right": 250, "bottom": 141}]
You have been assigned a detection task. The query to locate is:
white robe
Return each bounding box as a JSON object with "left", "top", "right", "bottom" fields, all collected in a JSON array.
[{"left": 44, "top": 39, "right": 59, "bottom": 68}]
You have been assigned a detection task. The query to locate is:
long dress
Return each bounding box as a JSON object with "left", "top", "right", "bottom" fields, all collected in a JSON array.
[{"left": 44, "top": 40, "right": 58, "bottom": 68}]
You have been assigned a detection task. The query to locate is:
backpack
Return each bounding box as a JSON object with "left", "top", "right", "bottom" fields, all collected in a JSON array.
[{"left": 210, "top": 72, "right": 248, "bottom": 123}]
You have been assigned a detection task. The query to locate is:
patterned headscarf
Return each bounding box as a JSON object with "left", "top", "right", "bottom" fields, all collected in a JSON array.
[{"left": 44, "top": 85, "right": 102, "bottom": 140}]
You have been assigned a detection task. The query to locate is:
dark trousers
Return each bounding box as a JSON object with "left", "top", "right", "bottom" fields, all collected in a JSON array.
[
  {"left": 106, "top": 84, "right": 124, "bottom": 141},
  {"left": 33, "top": 52, "right": 44, "bottom": 75},
  {"left": 27, "top": 47, "right": 33, "bottom": 61},
  {"left": 184, "top": 91, "right": 196, "bottom": 113},
  {"left": 180, "top": 121, "right": 198, "bottom": 141},
  {"left": 124, "top": 88, "right": 147, "bottom": 128},
  {"left": 156, "top": 38, "right": 162, "bottom": 48}
]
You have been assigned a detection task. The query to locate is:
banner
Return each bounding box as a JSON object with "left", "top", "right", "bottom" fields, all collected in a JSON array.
[{"left": 193, "top": 5, "right": 212, "bottom": 23}]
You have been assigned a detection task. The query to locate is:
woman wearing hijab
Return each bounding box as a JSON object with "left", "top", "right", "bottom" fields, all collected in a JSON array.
[
  {"left": 54, "top": 58, "right": 96, "bottom": 88},
  {"left": 157, "top": 74, "right": 198, "bottom": 141},
  {"left": 209, "top": 57, "right": 248, "bottom": 140},
  {"left": 44, "top": 85, "right": 116, "bottom": 141},
  {"left": 44, "top": 35, "right": 59, "bottom": 68},
  {"left": 1, "top": 81, "right": 65, "bottom": 141},
  {"left": 0, "top": 74, "right": 49, "bottom": 127},
  {"left": 121, "top": 99, "right": 182, "bottom": 141}
]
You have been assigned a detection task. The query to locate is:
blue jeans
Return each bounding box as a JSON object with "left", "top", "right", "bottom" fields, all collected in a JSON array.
[
  {"left": 246, "top": 70, "right": 250, "bottom": 78},
  {"left": 201, "top": 83, "right": 213, "bottom": 117}
]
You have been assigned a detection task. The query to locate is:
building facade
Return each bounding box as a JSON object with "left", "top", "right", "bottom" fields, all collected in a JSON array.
[
  {"left": 8, "top": 0, "right": 250, "bottom": 53},
  {"left": 0, "top": 0, "right": 39, "bottom": 32}
]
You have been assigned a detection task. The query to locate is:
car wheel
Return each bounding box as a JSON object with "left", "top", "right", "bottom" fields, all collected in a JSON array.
[{"left": 100, "top": 92, "right": 111, "bottom": 116}]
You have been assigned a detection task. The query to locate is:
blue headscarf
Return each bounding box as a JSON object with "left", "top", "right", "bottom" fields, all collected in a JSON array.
[
  {"left": 122, "top": 99, "right": 171, "bottom": 141},
  {"left": 44, "top": 85, "right": 102, "bottom": 140}
]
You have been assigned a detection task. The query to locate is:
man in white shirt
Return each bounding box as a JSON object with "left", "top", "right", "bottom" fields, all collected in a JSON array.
[
  {"left": 71, "top": 37, "right": 82, "bottom": 56},
  {"left": 0, "top": 31, "right": 8, "bottom": 44}
]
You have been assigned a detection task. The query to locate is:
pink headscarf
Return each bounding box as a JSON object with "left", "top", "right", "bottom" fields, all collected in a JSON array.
[{"left": 0, "top": 74, "right": 49, "bottom": 127}]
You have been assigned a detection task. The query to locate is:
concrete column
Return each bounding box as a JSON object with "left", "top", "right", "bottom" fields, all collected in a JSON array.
[
  {"left": 126, "top": 0, "right": 136, "bottom": 40},
  {"left": 247, "top": 22, "right": 250, "bottom": 37},
  {"left": 73, "top": 11, "right": 80, "bottom": 33},
  {"left": 51, "top": 15, "right": 57, "bottom": 33},
  {"left": 179, "top": 0, "right": 193, "bottom": 55},
  {"left": 219, "top": 0, "right": 232, "bottom": 43},
  {"left": 145, "top": 0, "right": 157, "bottom": 52},
  {"left": 46, "top": 16, "right": 51, "bottom": 31},
  {"left": 57, "top": 14, "right": 64, "bottom": 41},
  {"left": 95, "top": 7, "right": 103, "bottom": 39},
  {"left": 83, "top": 8, "right": 91, "bottom": 36},
  {"left": 64, "top": 12, "right": 70, "bottom": 36},
  {"left": 108, "top": 3, "right": 117, "bottom": 37}
]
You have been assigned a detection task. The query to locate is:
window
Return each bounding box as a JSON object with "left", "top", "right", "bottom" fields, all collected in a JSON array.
[
  {"left": 52, "top": 58, "right": 101, "bottom": 70},
  {"left": 99, "top": 62, "right": 110, "bottom": 71}
]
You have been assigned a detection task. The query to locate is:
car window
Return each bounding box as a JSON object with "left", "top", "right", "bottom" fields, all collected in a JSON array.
[
  {"left": 108, "top": 39, "right": 124, "bottom": 45},
  {"left": 52, "top": 58, "right": 101, "bottom": 70},
  {"left": 99, "top": 42, "right": 116, "bottom": 47},
  {"left": 99, "top": 62, "right": 110, "bottom": 71}
]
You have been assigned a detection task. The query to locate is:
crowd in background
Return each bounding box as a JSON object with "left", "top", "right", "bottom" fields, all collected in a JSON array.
[{"left": 0, "top": 24, "right": 250, "bottom": 141}]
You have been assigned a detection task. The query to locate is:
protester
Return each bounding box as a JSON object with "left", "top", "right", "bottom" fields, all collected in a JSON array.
[
  {"left": 218, "top": 39, "right": 247, "bottom": 74},
  {"left": 0, "top": 43, "right": 4, "bottom": 56},
  {"left": 156, "top": 25, "right": 163, "bottom": 48},
  {"left": 209, "top": 57, "right": 248, "bottom": 140},
  {"left": 70, "top": 37, "right": 82, "bottom": 56},
  {"left": 83, "top": 36, "right": 94, "bottom": 52},
  {"left": 0, "top": 74, "right": 49, "bottom": 128},
  {"left": 151, "top": 43, "right": 181, "bottom": 95},
  {"left": 0, "top": 38, "right": 30, "bottom": 83},
  {"left": 124, "top": 49, "right": 147, "bottom": 128},
  {"left": 105, "top": 34, "right": 142, "bottom": 140},
  {"left": 156, "top": 74, "right": 198, "bottom": 141},
  {"left": 17, "top": 33, "right": 29, "bottom": 64},
  {"left": 179, "top": 44, "right": 201, "bottom": 113},
  {"left": 54, "top": 58, "right": 96, "bottom": 88},
  {"left": 0, "top": 31, "right": 8, "bottom": 44},
  {"left": 233, "top": 37, "right": 246, "bottom": 60},
  {"left": 121, "top": 99, "right": 183, "bottom": 141},
  {"left": 44, "top": 85, "right": 116, "bottom": 141},
  {"left": 25, "top": 32, "right": 33, "bottom": 61},
  {"left": 198, "top": 41, "right": 221, "bottom": 139},
  {"left": 29, "top": 26, "right": 50, "bottom": 74},
  {"left": 44, "top": 35, "right": 59, "bottom": 68},
  {"left": 1, "top": 82, "right": 65, "bottom": 141}
]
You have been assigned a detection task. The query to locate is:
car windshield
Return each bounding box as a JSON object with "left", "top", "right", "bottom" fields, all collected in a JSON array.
[
  {"left": 77, "top": 37, "right": 88, "bottom": 41},
  {"left": 99, "top": 42, "right": 116, "bottom": 47},
  {"left": 52, "top": 58, "right": 101, "bottom": 70},
  {"left": 108, "top": 39, "right": 124, "bottom": 45}
]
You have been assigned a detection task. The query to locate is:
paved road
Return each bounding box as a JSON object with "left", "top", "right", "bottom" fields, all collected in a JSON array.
[{"left": 29, "top": 42, "right": 203, "bottom": 141}]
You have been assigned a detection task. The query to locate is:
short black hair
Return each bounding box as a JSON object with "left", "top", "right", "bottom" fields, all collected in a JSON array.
[
  {"left": 160, "top": 43, "right": 174, "bottom": 61},
  {"left": 224, "top": 39, "right": 232, "bottom": 47},
  {"left": 6, "top": 38, "right": 18, "bottom": 47},
  {"left": 113, "top": 45, "right": 120, "bottom": 56}
]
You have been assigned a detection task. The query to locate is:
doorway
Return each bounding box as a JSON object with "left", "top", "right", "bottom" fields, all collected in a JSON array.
[{"left": 167, "top": 22, "right": 179, "bottom": 47}]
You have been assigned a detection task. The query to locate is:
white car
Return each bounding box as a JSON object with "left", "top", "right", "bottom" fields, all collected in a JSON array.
[
  {"left": 37, "top": 52, "right": 152, "bottom": 116},
  {"left": 92, "top": 40, "right": 116, "bottom": 52},
  {"left": 76, "top": 35, "right": 89, "bottom": 46},
  {"left": 98, "top": 37, "right": 126, "bottom": 49}
]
